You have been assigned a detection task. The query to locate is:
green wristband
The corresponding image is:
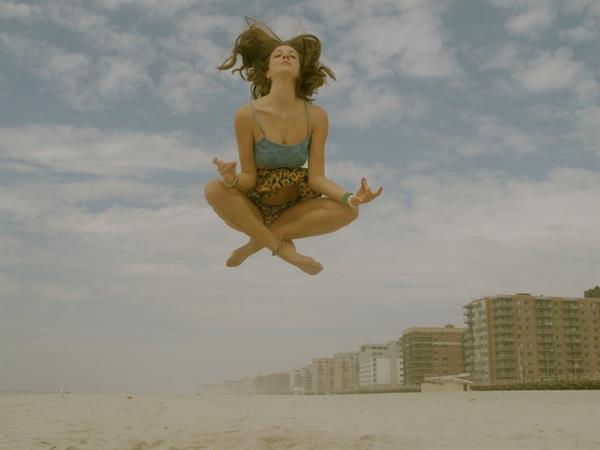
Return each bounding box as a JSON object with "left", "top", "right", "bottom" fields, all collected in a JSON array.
[{"left": 341, "top": 192, "right": 353, "bottom": 206}]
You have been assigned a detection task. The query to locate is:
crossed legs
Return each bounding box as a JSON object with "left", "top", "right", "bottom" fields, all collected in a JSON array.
[{"left": 203, "top": 179, "right": 359, "bottom": 272}]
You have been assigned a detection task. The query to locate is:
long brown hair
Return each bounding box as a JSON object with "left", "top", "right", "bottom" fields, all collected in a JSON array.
[{"left": 216, "top": 17, "right": 336, "bottom": 102}]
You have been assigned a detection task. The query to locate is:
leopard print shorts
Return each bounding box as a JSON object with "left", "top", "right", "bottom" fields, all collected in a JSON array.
[{"left": 246, "top": 167, "right": 323, "bottom": 225}]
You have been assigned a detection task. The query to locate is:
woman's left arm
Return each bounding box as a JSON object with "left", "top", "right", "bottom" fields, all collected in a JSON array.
[
  {"left": 307, "top": 106, "right": 382, "bottom": 207},
  {"left": 307, "top": 106, "right": 350, "bottom": 202}
]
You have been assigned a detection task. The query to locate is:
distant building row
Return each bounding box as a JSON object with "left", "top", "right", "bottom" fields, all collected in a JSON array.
[{"left": 224, "top": 293, "right": 600, "bottom": 394}]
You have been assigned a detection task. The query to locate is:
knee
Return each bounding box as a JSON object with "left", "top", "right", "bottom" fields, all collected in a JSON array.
[
  {"left": 347, "top": 204, "right": 359, "bottom": 222},
  {"left": 203, "top": 179, "right": 226, "bottom": 205},
  {"left": 331, "top": 200, "right": 359, "bottom": 223}
]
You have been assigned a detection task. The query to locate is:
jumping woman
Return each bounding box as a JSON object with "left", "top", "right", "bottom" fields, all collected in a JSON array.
[{"left": 204, "top": 17, "right": 383, "bottom": 275}]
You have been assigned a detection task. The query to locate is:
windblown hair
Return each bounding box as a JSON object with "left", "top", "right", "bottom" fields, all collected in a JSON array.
[{"left": 216, "top": 17, "right": 336, "bottom": 102}]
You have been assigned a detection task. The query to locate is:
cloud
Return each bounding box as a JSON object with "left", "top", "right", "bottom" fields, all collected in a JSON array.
[
  {"left": 559, "top": 0, "right": 600, "bottom": 42},
  {"left": 0, "top": 1, "right": 34, "bottom": 21},
  {"left": 449, "top": 113, "right": 545, "bottom": 158},
  {"left": 324, "top": 81, "right": 428, "bottom": 130},
  {"left": 0, "top": 33, "right": 154, "bottom": 111},
  {"left": 302, "top": 0, "right": 462, "bottom": 86},
  {"left": 474, "top": 42, "right": 599, "bottom": 105},
  {"left": 505, "top": 3, "right": 557, "bottom": 37},
  {"left": 0, "top": 125, "right": 213, "bottom": 176},
  {"left": 516, "top": 47, "right": 584, "bottom": 92},
  {"left": 156, "top": 61, "right": 227, "bottom": 114}
]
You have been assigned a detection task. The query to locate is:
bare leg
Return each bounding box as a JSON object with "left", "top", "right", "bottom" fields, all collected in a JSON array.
[
  {"left": 204, "top": 180, "right": 323, "bottom": 275},
  {"left": 233, "top": 197, "right": 359, "bottom": 262}
]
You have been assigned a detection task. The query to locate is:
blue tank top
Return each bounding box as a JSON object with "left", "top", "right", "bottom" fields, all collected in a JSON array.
[{"left": 250, "top": 98, "right": 311, "bottom": 169}]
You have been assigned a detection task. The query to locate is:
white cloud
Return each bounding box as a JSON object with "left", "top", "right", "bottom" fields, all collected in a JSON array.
[
  {"left": 305, "top": 0, "right": 461, "bottom": 80},
  {"left": 0, "top": 1, "right": 33, "bottom": 21},
  {"left": 488, "top": 0, "right": 559, "bottom": 37},
  {"left": 505, "top": 3, "right": 557, "bottom": 36},
  {"left": 475, "top": 42, "right": 598, "bottom": 105},
  {"left": 559, "top": 0, "right": 600, "bottom": 43},
  {"left": 451, "top": 113, "right": 544, "bottom": 158},
  {"left": 0, "top": 33, "right": 155, "bottom": 111},
  {"left": 0, "top": 125, "right": 213, "bottom": 176},
  {"left": 325, "top": 81, "right": 428, "bottom": 130},
  {"left": 92, "top": 0, "right": 199, "bottom": 18},
  {"left": 157, "top": 62, "right": 228, "bottom": 114},
  {"left": 516, "top": 47, "right": 583, "bottom": 92}
]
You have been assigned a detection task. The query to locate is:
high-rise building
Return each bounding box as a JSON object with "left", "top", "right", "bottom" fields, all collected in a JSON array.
[
  {"left": 387, "top": 339, "right": 404, "bottom": 386},
  {"left": 358, "top": 343, "right": 390, "bottom": 388},
  {"left": 289, "top": 365, "right": 312, "bottom": 394},
  {"left": 401, "top": 325, "right": 465, "bottom": 386},
  {"left": 463, "top": 293, "right": 600, "bottom": 385},
  {"left": 333, "top": 352, "right": 359, "bottom": 393},
  {"left": 311, "top": 357, "right": 335, "bottom": 394}
]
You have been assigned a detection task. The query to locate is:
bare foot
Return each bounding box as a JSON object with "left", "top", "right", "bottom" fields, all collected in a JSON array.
[
  {"left": 226, "top": 239, "right": 263, "bottom": 267},
  {"left": 276, "top": 240, "right": 323, "bottom": 275}
]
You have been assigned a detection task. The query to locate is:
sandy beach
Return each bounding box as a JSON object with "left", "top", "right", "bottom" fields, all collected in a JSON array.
[{"left": 1, "top": 390, "right": 599, "bottom": 450}]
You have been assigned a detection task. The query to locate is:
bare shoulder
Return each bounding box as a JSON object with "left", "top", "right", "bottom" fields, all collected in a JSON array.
[
  {"left": 308, "top": 102, "right": 328, "bottom": 126},
  {"left": 234, "top": 102, "right": 252, "bottom": 120}
]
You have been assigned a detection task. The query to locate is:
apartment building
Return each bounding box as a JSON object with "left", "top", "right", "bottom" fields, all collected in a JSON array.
[
  {"left": 387, "top": 339, "right": 404, "bottom": 386},
  {"left": 311, "top": 357, "right": 335, "bottom": 394},
  {"left": 254, "top": 372, "right": 290, "bottom": 394},
  {"left": 401, "top": 325, "right": 465, "bottom": 386},
  {"left": 463, "top": 293, "right": 600, "bottom": 385},
  {"left": 358, "top": 343, "right": 391, "bottom": 388},
  {"left": 333, "top": 352, "right": 359, "bottom": 393},
  {"left": 289, "top": 365, "right": 312, "bottom": 395}
]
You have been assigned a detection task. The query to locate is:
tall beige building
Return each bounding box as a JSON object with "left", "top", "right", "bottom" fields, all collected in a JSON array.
[
  {"left": 387, "top": 339, "right": 404, "bottom": 386},
  {"left": 401, "top": 325, "right": 465, "bottom": 386},
  {"left": 358, "top": 343, "right": 390, "bottom": 388},
  {"left": 463, "top": 293, "right": 600, "bottom": 385},
  {"left": 333, "top": 352, "right": 359, "bottom": 393},
  {"left": 289, "top": 365, "right": 312, "bottom": 394},
  {"left": 311, "top": 357, "right": 335, "bottom": 394}
]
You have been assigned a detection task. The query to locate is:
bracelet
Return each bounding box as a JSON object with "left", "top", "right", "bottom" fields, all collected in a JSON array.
[
  {"left": 348, "top": 194, "right": 358, "bottom": 208},
  {"left": 223, "top": 173, "right": 239, "bottom": 188},
  {"left": 341, "top": 191, "right": 358, "bottom": 208}
]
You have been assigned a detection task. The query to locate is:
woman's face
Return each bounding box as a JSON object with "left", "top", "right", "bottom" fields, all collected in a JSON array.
[{"left": 267, "top": 45, "right": 300, "bottom": 81}]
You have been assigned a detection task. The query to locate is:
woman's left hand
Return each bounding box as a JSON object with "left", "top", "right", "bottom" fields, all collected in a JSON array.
[{"left": 351, "top": 177, "right": 383, "bottom": 206}]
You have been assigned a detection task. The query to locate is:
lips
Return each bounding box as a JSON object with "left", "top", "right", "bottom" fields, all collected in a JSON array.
[{"left": 281, "top": 61, "right": 291, "bottom": 65}]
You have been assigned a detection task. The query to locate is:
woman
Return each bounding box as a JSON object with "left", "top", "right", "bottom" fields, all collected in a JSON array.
[{"left": 204, "top": 17, "right": 382, "bottom": 275}]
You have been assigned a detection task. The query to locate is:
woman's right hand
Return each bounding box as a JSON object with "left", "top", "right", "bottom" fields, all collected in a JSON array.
[{"left": 212, "top": 157, "right": 237, "bottom": 184}]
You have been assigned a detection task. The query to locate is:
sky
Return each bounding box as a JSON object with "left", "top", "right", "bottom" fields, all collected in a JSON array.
[{"left": 0, "top": 0, "right": 599, "bottom": 395}]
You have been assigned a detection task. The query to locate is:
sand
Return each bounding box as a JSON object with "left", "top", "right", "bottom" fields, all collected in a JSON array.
[{"left": 1, "top": 390, "right": 599, "bottom": 449}]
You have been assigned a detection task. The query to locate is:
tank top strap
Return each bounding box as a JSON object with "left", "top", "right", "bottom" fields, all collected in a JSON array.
[
  {"left": 304, "top": 101, "right": 311, "bottom": 137},
  {"left": 249, "top": 99, "right": 266, "bottom": 138}
]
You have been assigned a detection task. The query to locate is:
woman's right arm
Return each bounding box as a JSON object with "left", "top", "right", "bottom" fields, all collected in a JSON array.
[{"left": 231, "top": 105, "right": 257, "bottom": 193}]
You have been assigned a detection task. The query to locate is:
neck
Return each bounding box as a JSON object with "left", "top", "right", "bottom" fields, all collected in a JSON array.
[{"left": 266, "top": 78, "right": 299, "bottom": 111}]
